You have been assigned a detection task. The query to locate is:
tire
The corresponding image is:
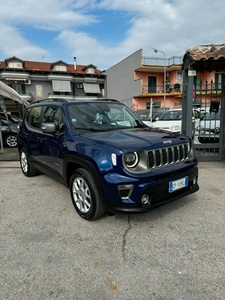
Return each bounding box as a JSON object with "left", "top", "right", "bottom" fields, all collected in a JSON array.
[
  {"left": 70, "top": 168, "right": 106, "bottom": 221},
  {"left": 20, "top": 147, "right": 38, "bottom": 177},
  {"left": 4, "top": 134, "right": 17, "bottom": 148}
]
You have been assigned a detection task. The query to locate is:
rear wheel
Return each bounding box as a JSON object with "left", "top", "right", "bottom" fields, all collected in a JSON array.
[
  {"left": 70, "top": 168, "right": 106, "bottom": 221},
  {"left": 20, "top": 147, "right": 38, "bottom": 177}
]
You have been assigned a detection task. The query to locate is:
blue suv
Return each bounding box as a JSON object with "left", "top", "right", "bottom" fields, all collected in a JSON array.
[{"left": 17, "top": 98, "right": 199, "bottom": 220}]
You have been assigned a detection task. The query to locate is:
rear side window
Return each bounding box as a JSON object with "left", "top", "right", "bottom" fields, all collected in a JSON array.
[{"left": 26, "top": 106, "right": 42, "bottom": 128}]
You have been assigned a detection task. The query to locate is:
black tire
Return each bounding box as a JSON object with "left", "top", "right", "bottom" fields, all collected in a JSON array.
[
  {"left": 70, "top": 168, "right": 106, "bottom": 221},
  {"left": 4, "top": 134, "right": 17, "bottom": 148},
  {"left": 20, "top": 147, "right": 38, "bottom": 177}
]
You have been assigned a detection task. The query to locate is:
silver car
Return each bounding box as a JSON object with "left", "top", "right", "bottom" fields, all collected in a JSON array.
[{"left": 197, "top": 108, "right": 220, "bottom": 143}]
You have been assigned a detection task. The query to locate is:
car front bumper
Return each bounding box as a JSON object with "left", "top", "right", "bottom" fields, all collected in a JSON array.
[{"left": 103, "top": 165, "right": 199, "bottom": 214}]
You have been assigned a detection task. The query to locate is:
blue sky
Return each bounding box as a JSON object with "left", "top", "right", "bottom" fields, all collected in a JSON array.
[{"left": 0, "top": 0, "right": 225, "bottom": 71}]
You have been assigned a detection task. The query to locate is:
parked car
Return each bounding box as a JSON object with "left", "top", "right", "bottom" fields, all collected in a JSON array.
[
  {"left": 135, "top": 110, "right": 164, "bottom": 127},
  {"left": 0, "top": 113, "right": 22, "bottom": 124},
  {"left": 0, "top": 121, "right": 19, "bottom": 147},
  {"left": 196, "top": 108, "right": 221, "bottom": 143},
  {"left": 17, "top": 98, "right": 199, "bottom": 221},
  {"left": 151, "top": 108, "right": 201, "bottom": 133},
  {"left": 0, "top": 114, "right": 22, "bottom": 147}
]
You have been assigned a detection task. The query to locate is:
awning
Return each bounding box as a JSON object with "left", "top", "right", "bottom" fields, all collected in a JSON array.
[
  {"left": 52, "top": 80, "right": 71, "bottom": 92},
  {"left": 0, "top": 80, "right": 30, "bottom": 106},
  {"left": 83, "top": 83, "right": 101, "bottom": 94},
  {"left": 4, "top": 78, "right": 27, "bottom": 81}
]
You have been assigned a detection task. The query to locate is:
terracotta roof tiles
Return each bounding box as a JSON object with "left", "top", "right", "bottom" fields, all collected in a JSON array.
[{"left": 0, "top": 58, "right": 105, "bottom": 76}]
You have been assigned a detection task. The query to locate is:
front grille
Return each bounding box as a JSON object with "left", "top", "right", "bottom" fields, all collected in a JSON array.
[{"left": 148, "top": 143, "right": 189, "bottom": 169}]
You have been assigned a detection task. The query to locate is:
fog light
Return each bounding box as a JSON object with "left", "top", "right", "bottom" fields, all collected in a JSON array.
[
  {"left": 193, "top": 177, "right": 197, "bottom": 185},
  {"left": 141, "top": 194, "right": 150, "bottom": 205}
]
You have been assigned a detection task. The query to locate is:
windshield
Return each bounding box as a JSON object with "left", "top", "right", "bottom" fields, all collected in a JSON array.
[
  {"left": 67, "top": 102, "right": 144, "bottom": 131},
  {"left": 204, "top": 108, "right": 220, "bottom": 120},
  {"left": 158, "top": 110, "right": 182, "bottom": 121}
]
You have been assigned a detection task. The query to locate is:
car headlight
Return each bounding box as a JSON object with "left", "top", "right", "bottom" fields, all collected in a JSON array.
[
  {"left": 1, "top": 126, "right": 9, "bottom": 131},
  {"left": 171, "top": 125, "right": 180, "bottom": 131},
  {"left": 124, "top": 152, "right": 139, "bottom": 168}
]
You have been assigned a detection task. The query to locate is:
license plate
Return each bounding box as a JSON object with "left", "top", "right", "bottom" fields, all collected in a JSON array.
[{"left": 169, "top": 176, "right": 188, "bottom": 193}]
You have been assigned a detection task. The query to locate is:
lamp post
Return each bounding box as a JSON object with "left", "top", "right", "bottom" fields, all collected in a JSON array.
[{"left": 151, "top": 47, "right": 166, "bottom": 111}]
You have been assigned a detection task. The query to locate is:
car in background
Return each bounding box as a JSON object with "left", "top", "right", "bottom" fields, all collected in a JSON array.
[
  {"left": 151, "top": 108, "right": 201, "bottom": 133},
  {"left": 196, "top": 108, "right": 221, "bottom": 143},
  {"left": 0, "top": 113, "right": 22, "bottom": 125},
  {"left": 135, "top": 109, "right": 164, "bottom": 127},
  {"left": 0, "top": 115, "right": 21, "bottom": 147}
]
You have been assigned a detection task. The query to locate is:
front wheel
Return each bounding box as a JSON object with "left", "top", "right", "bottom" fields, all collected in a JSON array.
[
  {"left": 20, "top": 147, "right": 38, "bottom": 177},
  {"left": 70, "top": 168, "right": 106, "bottom": 221},
  {"left": 4, "top": 134, "right": 17, "bottom": 148}
]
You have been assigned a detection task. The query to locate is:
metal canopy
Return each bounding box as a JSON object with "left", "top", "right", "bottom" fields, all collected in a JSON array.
[{"left": 0, "top": 80, "right": 30, "bottom": 107}]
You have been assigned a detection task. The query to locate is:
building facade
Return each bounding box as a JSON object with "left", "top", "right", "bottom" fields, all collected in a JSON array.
[
  {"left": 105, "top": 49, "right": 223, "bottom": 112},
  {"left": 0, "top": 56, "right": 106, "bottom": 113}
]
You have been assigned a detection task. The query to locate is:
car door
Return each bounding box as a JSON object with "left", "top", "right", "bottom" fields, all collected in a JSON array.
[
  {"left": 24, "top": 106, "right": 42, "bottom": 165},
  {"left": 37, "top": 105, "right": 67, "bottom": 180}
]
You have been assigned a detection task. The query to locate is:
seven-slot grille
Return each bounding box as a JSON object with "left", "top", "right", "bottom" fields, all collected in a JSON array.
[{"left": 148, "top": 143, "right": 189, "bottom": 168}]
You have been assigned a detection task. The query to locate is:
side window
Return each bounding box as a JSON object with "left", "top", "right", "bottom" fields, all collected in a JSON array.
[
  {"left": 26, "top": 106, "right": 42, "bottom": 128},
  {"left": 42, "top": 105, "right": 65, "bottom": 134}
]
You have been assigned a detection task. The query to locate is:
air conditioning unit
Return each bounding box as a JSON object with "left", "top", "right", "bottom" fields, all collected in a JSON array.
[
  {"left": 76, "top": 83, "right": 83, "bottom": 89},
  {"left": 25, "top": 79, "right": 31, "bottom": 85}
]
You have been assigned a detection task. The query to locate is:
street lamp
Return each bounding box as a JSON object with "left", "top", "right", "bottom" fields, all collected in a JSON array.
[{"left": 151, "top": 47, "right": 166, "bottom": 111}]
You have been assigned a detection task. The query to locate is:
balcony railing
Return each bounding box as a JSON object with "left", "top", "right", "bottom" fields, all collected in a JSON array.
[
  {"left": 141, "top": 84, "right": 182, "bottom": 95},
  {"left": 142, "top": 56, "right": 183, "bottom": 67}
]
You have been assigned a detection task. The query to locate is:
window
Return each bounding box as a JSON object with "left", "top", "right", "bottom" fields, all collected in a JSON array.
[
  {"left": 148, "top": 76, "right": 156, "bottom": 93},
  {"left": 146, "top": 101, "right": 161, "bottom": 109},
  {"left": 176, "top": 71, "right": 182, "bottom": 82},
  {"left": 52, "top": 80, "right": 71, "bottom": 95},
  {"left": 54, "top": 65, "right": 67, "bottom": 72},
  {"left": 43, "top": 106, "right": 64, "bottom": 134},
  {"left": 215, "top": 73, "right": 225, "bottom": 90},
  {"left": 26, "top": 107, "right": 42, "bottom": 128},
  {"left": 9, "top": 83, "right": 26, "bottom": 95},
  {"left": 86, "top": 67, "right": 95, "bottom": 74},
  {"left": 195, "top": 75, "right": 201, "bottom": 91},
  {"left": 8, "top": 62, "right": 22, "bottom": 68}
]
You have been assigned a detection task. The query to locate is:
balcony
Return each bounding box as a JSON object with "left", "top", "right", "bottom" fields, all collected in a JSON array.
[
  {"left": 141, "top": 56, "right": 183, "bottom": 67},
  {"left": 140, "top": 84, "right": 182, "bottom": 96}
]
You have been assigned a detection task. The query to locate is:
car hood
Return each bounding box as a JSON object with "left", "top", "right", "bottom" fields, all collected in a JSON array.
[{"left": 78, "top": 128, "right": 188, "bottom": 152}]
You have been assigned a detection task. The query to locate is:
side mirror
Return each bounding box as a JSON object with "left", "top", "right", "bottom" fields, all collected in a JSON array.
[{"left": 41, "top": 123, "right": 57, "bottom": 133}]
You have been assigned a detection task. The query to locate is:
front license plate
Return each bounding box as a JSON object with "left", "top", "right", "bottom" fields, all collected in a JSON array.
[{"left": 169, "top": 176, "right": 188, "bottom": 193}]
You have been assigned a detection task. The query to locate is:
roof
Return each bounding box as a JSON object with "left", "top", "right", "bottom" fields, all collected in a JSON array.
[
  {"left": 0, "top": 57, "right": 105, "bottom": 76},
  {"left": 182, "top": 44, "right": 225, "bottom": 72}
]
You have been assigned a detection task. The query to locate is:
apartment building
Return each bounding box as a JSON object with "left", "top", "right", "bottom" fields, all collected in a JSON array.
[
  {"left": 0, "top": 56, "right": 106, "bottom": 113},
  {"left": 105, "top": 49, "right": 223, "bottom": 112}
]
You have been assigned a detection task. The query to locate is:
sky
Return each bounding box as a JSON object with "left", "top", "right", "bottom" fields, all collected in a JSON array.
[{"left": 0, "top": 0, "right": 225, "bottom": 71}]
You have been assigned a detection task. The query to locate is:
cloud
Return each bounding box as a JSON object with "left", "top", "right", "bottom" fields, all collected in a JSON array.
[
  {"left": 0, "top": 25, "right": 49, "bottom": 61},
  {"left": 0, "top": 0, "right": 225, "bottom": 70},
  {"left": 0, "top": 0, "right": 99, "bottom": 31}
]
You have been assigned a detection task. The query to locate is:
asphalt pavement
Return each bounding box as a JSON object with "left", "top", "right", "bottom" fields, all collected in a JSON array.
[{"left": 0, "top": 148, "right": 225, "bottom": 300}]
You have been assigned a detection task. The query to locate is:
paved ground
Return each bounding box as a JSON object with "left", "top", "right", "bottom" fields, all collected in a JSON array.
[{"left": 0, "top": 149, "right": 225, "bottom": 300}]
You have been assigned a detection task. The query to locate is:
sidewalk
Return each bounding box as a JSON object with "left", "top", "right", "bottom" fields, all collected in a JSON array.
[{"left": 0, "top": 147, "right": 19, "bottom": 161}]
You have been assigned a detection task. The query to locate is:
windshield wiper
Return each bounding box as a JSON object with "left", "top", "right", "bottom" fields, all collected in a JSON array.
[{"left": 73, "top": 127, "right": 105, "bottom": 132}]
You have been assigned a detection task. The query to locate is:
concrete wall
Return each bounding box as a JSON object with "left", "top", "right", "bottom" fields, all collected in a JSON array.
[{"left": 105, "top": 49, "right": 142, "bottom": 109}]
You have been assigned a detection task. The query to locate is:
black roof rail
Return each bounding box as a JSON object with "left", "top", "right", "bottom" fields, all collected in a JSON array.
[
  {"left": 98, "top": 98, "right": 119, "bottom": 102},
  {"left": 32, "top": 98, "right": 68, "bottom": 104}
]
